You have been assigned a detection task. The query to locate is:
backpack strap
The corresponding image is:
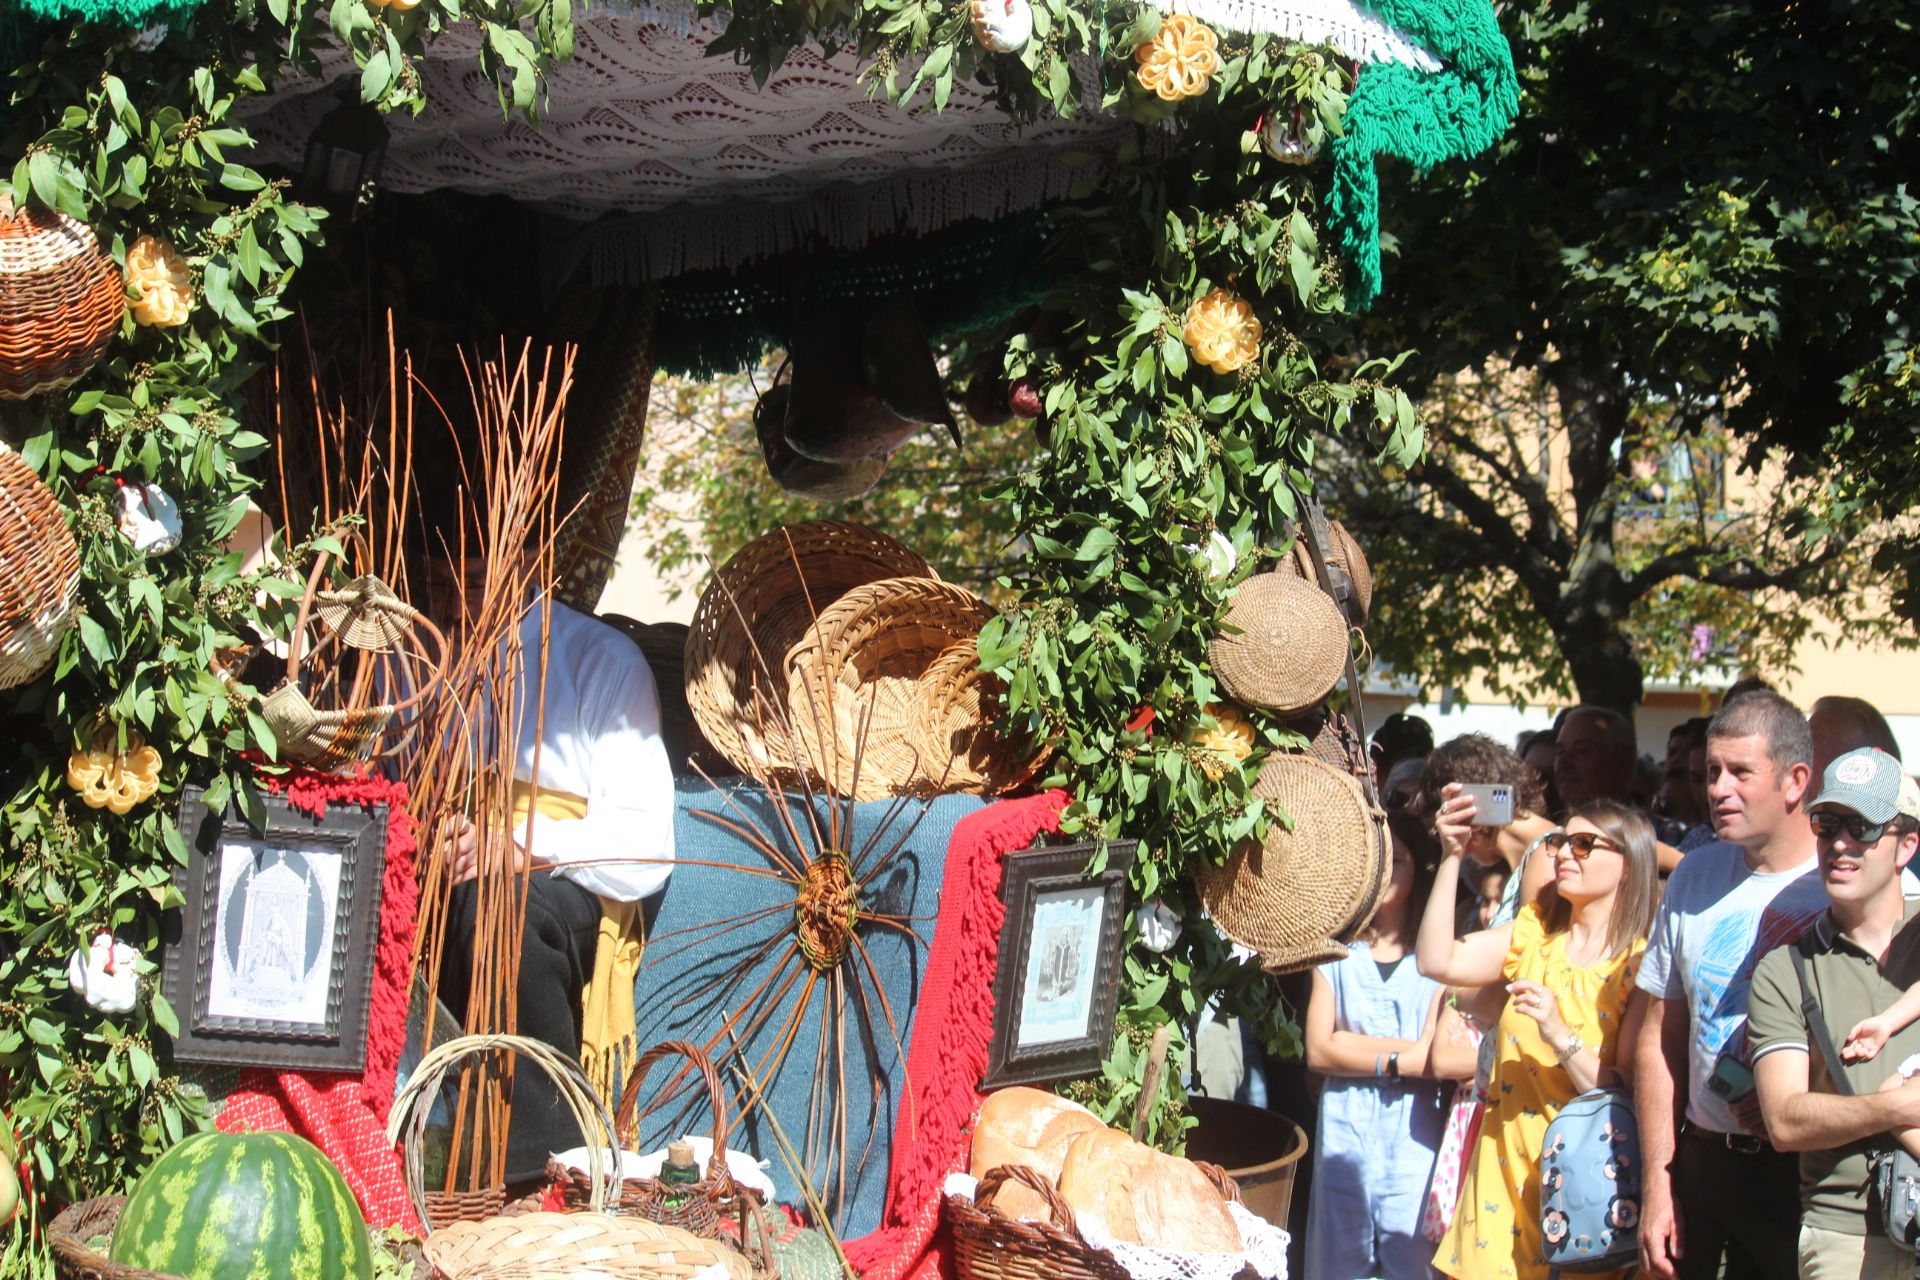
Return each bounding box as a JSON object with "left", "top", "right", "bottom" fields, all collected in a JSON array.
[{"left": 1789, "top": 938, "right": 1858, "bottom": 1098}]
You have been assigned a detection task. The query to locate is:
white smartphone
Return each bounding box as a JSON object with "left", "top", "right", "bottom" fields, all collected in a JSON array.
[{"left": 1457, "top": 782, "right": 1515, "bottom": 826}]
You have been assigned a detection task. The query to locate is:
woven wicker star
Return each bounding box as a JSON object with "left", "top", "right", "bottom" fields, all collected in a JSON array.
[
  {"left": 1183, "top": 289, "right": 1262, "bottom": 374},
  {"left": 1135, "top": 13, "right": 1221, "bottom": 102},
  {"left": 1192, "top": 702, "right": 1257, "bottom": 779},
  {"left": 65, "top": 731, "right": 162, "bottom": 815},
  {"left": 125, "top": 235, "right": 193, "bottom": 328}
]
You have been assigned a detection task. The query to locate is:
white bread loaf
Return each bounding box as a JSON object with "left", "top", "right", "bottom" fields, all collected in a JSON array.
[
  {"left": 969, "top": 1087, "right": 1107, "bottom": 1220},
  {"left": 1056, "top": 1127, "right": 1241, "bottom": 1254}
]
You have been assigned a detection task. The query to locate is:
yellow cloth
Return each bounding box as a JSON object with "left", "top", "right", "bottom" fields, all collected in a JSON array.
[
  {"left": 1434, "top": 904, "right": 1645, "bottom": 1280},
  {"left": 510, "top": 781, "right": 644, "bottom": 1104}
]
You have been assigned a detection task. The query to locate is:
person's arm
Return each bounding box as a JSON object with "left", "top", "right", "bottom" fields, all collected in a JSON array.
[
  {"left": 1842, "top": 980, "right": 1920, "bottom": 1062},
  {"left": 1416, "top": 784, "right": 1515, "bottom": 986},
  {"left": 1755, "top": 1050, "right": 1920, "bottom": 1151},
  {"left": 1636, "top": 994, "right": 1688, "bottom": 1280},
  {"left": 1304, "top": 969, "right": 1433, "bottom": 1077},
  {"left": 1427, "top": 994, "right": 1482, "bottom": 1081},
  {"left": 1508, "top": 979, "right": 1612, "bottom": 1093},
  {"left": 1515, "top": 832, "right": 1556, "bottom": 910}
]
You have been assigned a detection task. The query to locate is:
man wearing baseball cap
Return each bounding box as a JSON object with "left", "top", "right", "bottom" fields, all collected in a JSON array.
[{"left": 1748, "top": 748, "right": 1920, "bottom": 1278}]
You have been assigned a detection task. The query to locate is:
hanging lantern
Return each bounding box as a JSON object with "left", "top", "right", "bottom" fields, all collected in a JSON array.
[
  {"left": 298, "top": 88, "right": 390, "bottom": 217},
  {"left": 1260, "top": 109, "right": 1321, "bottom": 165},
  {"left": 969, "top": 0, "right": 1032, "bottom": 53}
]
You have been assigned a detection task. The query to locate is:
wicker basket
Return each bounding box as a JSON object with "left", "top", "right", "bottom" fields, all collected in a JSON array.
[
  {"left": 1285, "top": 705, "right": 1369, "bottom": 784},
  {"left": 0, "top": 442, "right": 79, "bottom": 690},
  {"left": 686, "top": 522, "right": 932, "bottom": 778},
  {"left": 388, "top": 1033, "right": 623, "bottom": 1232},
  {"left": 908, "top": 641, "right": 1050, "bottom": 795},
  {"left": 1208, "top": 572, "right": 1348, "bottom": 715},
  {"left": 423, "top": 1212, "right": 755, "bottom": 1280},
  {"left": 48, "top": 1196, "right": 184, "bottom": 1280},
  {"left": 1195, "top": 754, "right": 1390, "bottom": 973},
  {"left": 0, "top": 195, "right": 124, "bottom": 400},
  {"left": 784, "top": 576, "right": 995, "bottom": 801},
  {"left": 1281, "top": 517, "right": 1372, "bottom": 623}
]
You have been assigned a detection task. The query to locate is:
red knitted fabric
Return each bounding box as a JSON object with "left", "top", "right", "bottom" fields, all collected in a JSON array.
[
  {"left": 217, "top": 766, "right": 422, "bottom": 1233},
  {"left": 842, "top": 790, "right": 1069, "bottom": 1280}
]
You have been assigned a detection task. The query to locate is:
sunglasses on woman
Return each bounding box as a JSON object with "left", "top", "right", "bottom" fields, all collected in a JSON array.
[
  {"left": 1809, "top": 811, "right": 1899, "bottom": 844},
  {"left": 1542, "top": 830, "right": 1620, "bottom": 860}
]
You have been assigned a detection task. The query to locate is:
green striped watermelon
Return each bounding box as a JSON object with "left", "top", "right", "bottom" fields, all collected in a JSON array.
[{"left": 110, "top": 1131, "right": 373, "bottom": 1280}]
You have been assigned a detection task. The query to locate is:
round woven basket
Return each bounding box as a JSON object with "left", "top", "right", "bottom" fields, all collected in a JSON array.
[
  {"left": 423, "top": 1212, "right": 755, "bottom": 1280},
  {"left": 48, "top": 1196, "right": 184, "bottom": 1280},
  {"left": 948, "top": 1166, "right": 1132, "bottom": 1280},
  {"left": 0, "top": 195, "right": 124, "bottom": 400},
  {"left": 1281, "top": 518, "right": 1372, "bottom": 622},
  {"left": 1208, "top": 572, "right": 1348, "bottom": 715},
  {"left": 686, "top": 522, "right": 931, "bottom": 778},
  {"left": 0, "top": 442, "right": 80, "bottom": 690},
  {"left": 908, "top": 641, "right": 1050, "bottom": 795},
  {"left": 1284, "top": 705, "right": 1369, "bottom": 785},
  {"left": 784, "top": 576, "right": 995, "bottom": 801},
  {"left": 1196, "top": 754, "right": 1390, "bottom": 973}
]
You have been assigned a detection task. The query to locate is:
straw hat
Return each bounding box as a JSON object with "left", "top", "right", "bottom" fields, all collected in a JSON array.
[{"left": 1208, "top": 572, "right": 1348, "bottom": 714}]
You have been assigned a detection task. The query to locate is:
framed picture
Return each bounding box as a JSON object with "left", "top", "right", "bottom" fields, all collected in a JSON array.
[
  {"left": 981, "top": 840, "right": 1135, "bottom": 1089},
  {"left": 160, "top": 786, "right": 388, "bottom": 1071}
]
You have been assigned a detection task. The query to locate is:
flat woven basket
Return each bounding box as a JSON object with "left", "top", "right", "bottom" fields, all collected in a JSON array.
[
  {"left": 1285, "top": 705, "right": 1370, "bottom": 785},
  {"left": 1208, "top": 572, "right": 1348, "bottom": 715},
  {"left": 0, "top": 442, "right": 80, "bottom": 690},
  {"left": 686, "top": 521, "right": 931, "bottom": 778},
  {"left": 908, "top": 641, "right": 1049, "bottom": 795},
  {"left": 48, "top": 1196, "right": 184, "bottom": 1280},
  {"left": 784, "top": 576, "right": 995, "bottom": 801},
  {"left": 0, "top": 195, "right": 125, "bottom": 400},
  {"left": 1195, "top": 754, "right": 1391, "bottom": 973},
  {"left": 423, "top": 1212, "right": 755, "bottom": 1280},
  {"left": 1282, "top": 517, "right": 1372, "bottom": 622}
]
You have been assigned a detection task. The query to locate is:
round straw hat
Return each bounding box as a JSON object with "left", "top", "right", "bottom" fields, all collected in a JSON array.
[
  {"left": 1208, "top": 572, "right": 1348, "bottom": 714},
  {"left": 1196, "top": 754, "right": 1390, "bottom": 973}
]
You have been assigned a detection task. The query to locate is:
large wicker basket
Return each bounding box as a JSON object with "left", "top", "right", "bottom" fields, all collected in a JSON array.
[
  {"left": 423, "top": 1212, "right": 755, "bottom": 1280},
  {"left": 0, "top": 441, "right": 80, "bottom": 690},
  {"left": 783, "top": 576, "right": 995, "bottom": 801},
  {"left": 1208, "top": 572, "right": 1348, "bottom": 715},
  {"left": 686, "top": 521, "right": 931, "bottom": 778},
  {"left": 48, "top": 1196, "right": 184, "bottom": 1280},
  {"left": 908, "top": 641, "right": 1049, "bottom": 795},
  {"left": 0, "top": 195, "right": 124, "bottom": 400}
]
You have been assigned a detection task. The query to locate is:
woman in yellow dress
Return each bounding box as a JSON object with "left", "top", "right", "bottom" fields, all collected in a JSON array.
[{"left": 1416, "top": 793, "right": 1660, "bottom": 1279}]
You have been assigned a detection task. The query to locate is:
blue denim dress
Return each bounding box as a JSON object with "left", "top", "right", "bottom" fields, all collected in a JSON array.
[{"left": 1304, "top": 943, "right": 1452, "bottom": 1280}]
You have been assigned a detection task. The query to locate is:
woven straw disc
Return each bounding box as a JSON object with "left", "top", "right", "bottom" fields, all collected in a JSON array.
[
  {"left": 1196, "top": 754, "right": 1390, "bottom": 972},
  {"left": 424, "top": 1212, "right": 754, "bottom": 1280},
  {"left": 0, "top": 446, "right": 79, "bottom": 690},
  {"left": 784, "top": 577, "right": 995, "bottom": 801},
  {"left": 313, "top": 575, "right": 419, "bottom": 652},
  {"left": 908, "top": 641, "right": 1050, "bottom": 795},
  {"left": 1282, "top": 517, "right": 1372, "bottom": 621},
  {"left": 686, "top": 521, "right": 931, "bottom": 777},
  {"left": 1209, "top": 572, "right": 1348, "bottom": 714}
]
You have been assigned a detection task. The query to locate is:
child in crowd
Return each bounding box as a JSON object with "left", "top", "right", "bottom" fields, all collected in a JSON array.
[
  {"left": 1305, "top": 812, "right": 1469, "bottom": 1279},
  {"left": 1476, "top": 865, "right": 1508, "bottom": 930},
  {"left": 1836, "top": 776, "right": 1920, "bottom": 1065}
]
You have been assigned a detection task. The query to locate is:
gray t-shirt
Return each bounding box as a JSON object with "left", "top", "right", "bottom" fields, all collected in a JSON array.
[{"left": 1637, "top": 840, "right": 1829, "bottom": 1133}]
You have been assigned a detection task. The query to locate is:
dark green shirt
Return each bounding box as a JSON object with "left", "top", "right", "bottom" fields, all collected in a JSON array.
[{"left": 1748, "top": 900, "right": 1920, "bottom": 1235}]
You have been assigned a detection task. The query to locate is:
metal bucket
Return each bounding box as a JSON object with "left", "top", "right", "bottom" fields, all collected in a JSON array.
[{"left": 1183, "top": 1095, "right": 1310, "bottom": 1233}]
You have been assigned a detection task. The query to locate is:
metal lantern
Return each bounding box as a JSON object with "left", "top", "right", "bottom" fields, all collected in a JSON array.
[{"left": 299, "top": 90, "right": 390, "bottom": 215}]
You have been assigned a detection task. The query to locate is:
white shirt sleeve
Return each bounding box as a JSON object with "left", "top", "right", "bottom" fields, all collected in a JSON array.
[{"left": 1638, "top": 862, "right": 1685, "bottom": 1000}]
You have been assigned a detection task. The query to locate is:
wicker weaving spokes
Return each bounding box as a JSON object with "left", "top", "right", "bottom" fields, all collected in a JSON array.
[
  {"left": 783, "top": 576, "right": 996, "bottom": 801},
  {"left": 0, "top": 442, "right": 80, "bottom": 690},
  {"left": 685, "top": 521, "right": 931, "bottom": 777},
  {"left": 908, "top": 641, "right": 1051, "bottom": 795},
  {"left": 0, "top": 195, "right": 124, "bottom": 401},
  {"left": 424, "top": 1212, "right": 756, "bottom": 1280}
]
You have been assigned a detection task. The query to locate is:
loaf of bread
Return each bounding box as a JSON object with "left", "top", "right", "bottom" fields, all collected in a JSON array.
[
  {"left": 1056, "top": 1128, "right": 1241, "bottom": 1254},
  {"left": 969, "top": 1087, "right": 1106, "bottom": 1220}
]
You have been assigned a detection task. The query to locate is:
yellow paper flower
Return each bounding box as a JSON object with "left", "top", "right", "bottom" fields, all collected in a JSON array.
[
  {"left": 66, "top": 731, "right": 162, "bottom": 815},
  {"left": 1135, "top": 14, "right": 1220, "bottom": 102},
  {"left": 125, "top": 235, "right": 193, "bottom": 328},
  {"left": 1192, "top": 702, "right": 1256, "bottom": 779},
  {"left": 1183, "top": 289, "right": 1262, "bottom": 374}
]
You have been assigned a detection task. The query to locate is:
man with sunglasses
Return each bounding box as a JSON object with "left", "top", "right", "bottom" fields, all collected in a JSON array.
[{"left": 1747, "top": 747, "right": 1920, "bottom": 1279}]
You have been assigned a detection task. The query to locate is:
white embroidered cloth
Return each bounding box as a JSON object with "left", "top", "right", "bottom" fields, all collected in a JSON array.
[{"left": 1149, "top": 0, "right": 1441, "bottom": 71}]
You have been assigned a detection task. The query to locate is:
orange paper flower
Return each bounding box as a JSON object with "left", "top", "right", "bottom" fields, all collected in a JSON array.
[
  {"left": 1183, "top": 289, "right": 1262, "bottom": 374},
  {"left": 1135, "top": 13, "right": 1221, "bottom": 102},
  {"left": 66, "top": 730, "right": 163, "bottom": 815},
  {"left": 125, "top": 235, "right": 193, "bottom": 328},
  {"left": 1192, "top": 703, "right": 1257, "bottom": 779}
]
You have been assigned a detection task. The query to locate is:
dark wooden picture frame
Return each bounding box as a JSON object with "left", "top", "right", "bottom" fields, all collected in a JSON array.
[
  {"left": 981, "top": 840, "right": 1135, "bottom": 1089},
  {"left": 160, "top": 785, "right": 388, "bottom": 1071}
]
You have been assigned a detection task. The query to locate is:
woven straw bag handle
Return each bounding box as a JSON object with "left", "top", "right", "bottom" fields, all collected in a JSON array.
[
  {"left": 616, "top": 1040, "right": 734, "bottom": 1186},
  {"left": 975, "top": 1165, "right": 1081, "bottom": 1235}
]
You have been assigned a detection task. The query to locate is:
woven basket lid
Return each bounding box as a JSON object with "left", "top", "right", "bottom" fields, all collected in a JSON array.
[
  {"left": 1282, "top": 517, "right": 1373, "bottom": 623},
  {"left": 908, "top": 640, "right": 1050, "bottom": 795},
  {"left": 1209, "top": 572, "right": 1348, "bottom": 714},
  {"left": 784, "top": 576, "right": 995, "bottom": 800},
  {"left": 423, "top": 1212, "right": 754, "bottom": 1280},
  {"left": 1196, "top": 754, "right": 1390, "bottom": 972},
  {"left": 686, "top": 521, "right": 932, "bottom": 777}
]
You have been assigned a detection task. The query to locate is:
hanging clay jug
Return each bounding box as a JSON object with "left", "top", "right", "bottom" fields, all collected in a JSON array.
[
  {"left": 861, "top": 294, "right": 959, "bottom": 446},
  {"left": 756, "top": 384, "right": 887, "bottom": 500},
  {"left": 784, "top": 303, "right": 922, "bottom": 463}
]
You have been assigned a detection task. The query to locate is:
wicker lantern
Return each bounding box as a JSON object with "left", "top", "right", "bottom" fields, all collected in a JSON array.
[
  {"left": 0, "top": 442, "right": 79, "bottom": 690},
  {"left": 0, "top": 196, "right": 125, "bottom": 401}
]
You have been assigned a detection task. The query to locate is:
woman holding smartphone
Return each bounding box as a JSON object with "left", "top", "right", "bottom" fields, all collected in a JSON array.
[
  {"left": 1418, "top": 794, "right": 1659, "bottom": 1280},
  {"left": 1416, "top": 734, "right": 1560, "bottom": 926}
]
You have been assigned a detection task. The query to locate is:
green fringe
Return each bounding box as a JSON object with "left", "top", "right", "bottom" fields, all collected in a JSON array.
[
  {"left": 9, "top": 0, "right": 199, "bottom": 23},
  {"left": 652, "top": 208, "right": 1063, "bottom": 378},
  {"left": 1329, "top": 0, "right": 1519, "bottom": 308}
]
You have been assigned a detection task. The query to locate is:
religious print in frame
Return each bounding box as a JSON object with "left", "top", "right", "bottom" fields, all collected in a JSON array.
[
  {"left": 981, "top": 840, "right": 1135, "bottom": 1089},
  {"left": 161, "top": 786, "right": 388, "bottom": 1071}
]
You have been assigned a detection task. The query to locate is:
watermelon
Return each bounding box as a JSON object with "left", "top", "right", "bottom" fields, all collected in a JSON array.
[{"left": 110, "top": 1131, "right": 373, "bottom": 1280}]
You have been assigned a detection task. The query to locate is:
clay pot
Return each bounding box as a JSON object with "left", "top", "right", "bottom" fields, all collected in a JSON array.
[{"left": 756, "top": 384, "right": 887, "bottom": 499}]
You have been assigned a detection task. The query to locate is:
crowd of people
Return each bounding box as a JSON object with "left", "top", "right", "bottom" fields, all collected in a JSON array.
[{"left": 1301, "top": 685, "right": 1920, "bottom": 1280}]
